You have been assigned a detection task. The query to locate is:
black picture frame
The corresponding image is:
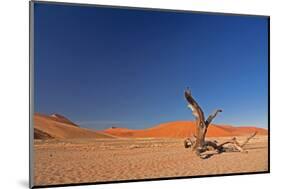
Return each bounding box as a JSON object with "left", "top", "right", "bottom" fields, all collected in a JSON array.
[{"left": 29, "top": 1, "right": 270, "bottom": 188}]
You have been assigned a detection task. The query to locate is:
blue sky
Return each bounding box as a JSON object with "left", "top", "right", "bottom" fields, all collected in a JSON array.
[{"left": 34, "top": 3, "right": 268, "bottom": 129}]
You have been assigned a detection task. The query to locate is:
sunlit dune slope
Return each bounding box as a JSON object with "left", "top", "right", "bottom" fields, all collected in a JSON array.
[
  {"left": 34, "top": 113, "right": 115, "bottom": 139},
  {"left": 104, "top": 121, "right": 268, "bottom": 138}
]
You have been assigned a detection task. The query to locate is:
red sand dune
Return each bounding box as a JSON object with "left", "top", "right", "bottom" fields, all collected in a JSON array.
[
  {"left": 34, "top": 112, "right": 268, "bottom": 140},
  {"left": 34, "top": 113, "right": 115, "bottom": 140},
  {"left": 104, "top": 121, "right": 268, "bottom": 138}
]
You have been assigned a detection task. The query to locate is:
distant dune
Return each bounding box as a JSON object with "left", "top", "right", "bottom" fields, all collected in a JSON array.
[
  {"left": 49, "top": 113, "right": 79, "bottom": 127},
  {"left": 104, "top": 121, "right": 268, "bottom": 138},
  {"left": 34, "top": 113, "right": 268, "bottom": 140},
  {"left": 34, "top": 113, "right": 115, "bottom": 140}
]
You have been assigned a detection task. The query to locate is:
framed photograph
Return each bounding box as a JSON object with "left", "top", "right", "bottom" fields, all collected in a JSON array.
[{"left": 30, "top": 1, "right": 269, "bottom": 188}]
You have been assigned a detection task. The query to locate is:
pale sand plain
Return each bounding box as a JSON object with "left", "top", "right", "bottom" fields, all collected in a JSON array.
[{"left": 34, "top": 135, "right": 268, "bottom": 186}]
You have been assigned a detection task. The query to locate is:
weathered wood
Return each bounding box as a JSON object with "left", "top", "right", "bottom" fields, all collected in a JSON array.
[
  {"left": 184, "top": 88, "right": 257, "bottom": 158},
  {"left": 205, "top": 109, "right": 222, "bottom": 128},
  {"left": 184, "top": 89, "right": 207, "bottom": 153},
  {"left": 184, "top": 88, "right": 222, "bottom": 154},
  {"left": 184, "top": 138, "right": 194, "bottom": 148},
  {"left": 240, "top": 131, "right": 257, "bottom": 147},
  {"left": 217, "top": 131, "right": 257, "bottom": 152}
]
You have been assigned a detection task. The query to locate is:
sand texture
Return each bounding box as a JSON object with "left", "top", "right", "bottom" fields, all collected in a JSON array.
[{"left": 34, "top": 135, "right": 268, "bottom": 186}]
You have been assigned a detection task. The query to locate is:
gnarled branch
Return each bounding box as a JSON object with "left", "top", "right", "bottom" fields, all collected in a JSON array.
[
  {"left": 240, "top": 131, "right": 257, "bottom": 147},
  {"left": 205, "top": 109, "right": 223, "bottom": 126},
  {"left": 183, "top": 88, "right": 257, "bottom": 159},
  {"left": 184, "top": 88, "right": 205, "bottom": 122}
]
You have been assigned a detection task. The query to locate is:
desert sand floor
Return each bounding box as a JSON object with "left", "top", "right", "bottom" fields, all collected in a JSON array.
[{"left": 34, "top": 135, "right": 268, "bottom": 186}]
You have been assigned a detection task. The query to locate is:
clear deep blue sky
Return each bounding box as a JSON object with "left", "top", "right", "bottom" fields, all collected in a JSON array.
[{"left": 34, "top": 3, "right": 268, "bottom": 130}]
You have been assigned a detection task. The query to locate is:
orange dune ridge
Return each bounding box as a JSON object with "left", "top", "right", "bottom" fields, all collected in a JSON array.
[
  {"left": 34, "top": 112, "right": 268, "bottom": 139},
  {"left": 104, "top": 121, "right": 268, "bottom": 138},
  {"left": 34, "top": 113, "right": 115, "bottom": 140}
]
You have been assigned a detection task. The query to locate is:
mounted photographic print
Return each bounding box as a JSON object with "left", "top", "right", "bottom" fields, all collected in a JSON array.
[{"left": 29, "top": 1, "right": 269, "bottom": 188}]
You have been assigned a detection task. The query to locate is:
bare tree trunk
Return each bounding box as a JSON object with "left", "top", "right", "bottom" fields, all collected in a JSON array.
[
  {"left": 184, "top": 88, "right": 256, "bottom": 158},
  {"left": 184, "top": 89, "right": 222, "bottom": 154},
  {"left": 184, "top": 89, "right": 206, "bottom": 153}
]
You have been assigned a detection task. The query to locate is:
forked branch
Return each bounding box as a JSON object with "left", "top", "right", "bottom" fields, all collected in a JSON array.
[
  {"left": 183, "top": 88, "right": 257, "bottom": 159},
  {"left": 205, "top": 109, "right": 223, "bottom": 127}
]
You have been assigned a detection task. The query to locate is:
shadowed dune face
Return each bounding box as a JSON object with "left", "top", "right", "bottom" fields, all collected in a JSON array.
[
  {"left": 34, "top": 128, "right": 54, "bottom": 140},
  {"left": 50, "top": 113, "right": 79, "bottom": 127},
  {"left": 104, "top": 121, "right": 268, "bottom": 138},
  {"left": 34, "top": 113, "right": 115, "bottom": 140}
]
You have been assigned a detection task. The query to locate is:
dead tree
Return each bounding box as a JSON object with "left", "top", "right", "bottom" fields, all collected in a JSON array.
[{"left": 184, "top": 88, "right": 257, "bottom": 158}]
